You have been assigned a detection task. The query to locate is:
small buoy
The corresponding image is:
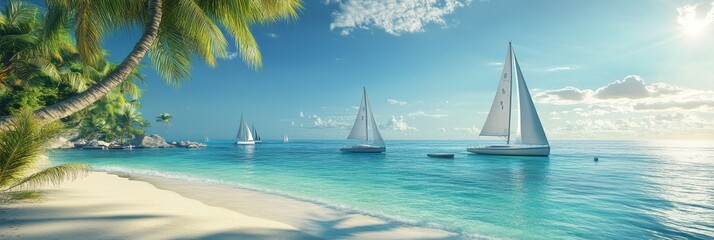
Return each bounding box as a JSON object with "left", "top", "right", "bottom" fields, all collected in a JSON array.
[{"left": 594, "top": 156, "right": 599, "bottom": 162}]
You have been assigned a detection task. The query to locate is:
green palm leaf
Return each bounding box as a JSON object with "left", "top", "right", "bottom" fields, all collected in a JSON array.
[
  {"left": 0, "top": 110, "right": 64, "bottom": 190},
  {"left": 7, "top": 163, "right": 90, "bottom": 190}
]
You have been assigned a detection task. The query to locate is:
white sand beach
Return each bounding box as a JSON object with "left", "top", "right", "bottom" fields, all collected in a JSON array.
[
  {"left": 0, "top": 172, "right": 315, "bottom": 240},
  {"left": 0, "top": 172, "right": 457, "bottom": 240}
]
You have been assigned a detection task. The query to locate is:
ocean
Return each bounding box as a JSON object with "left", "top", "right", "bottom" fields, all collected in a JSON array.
[{"left": 48, "top": 140, "right": 714, "bottom": 239}]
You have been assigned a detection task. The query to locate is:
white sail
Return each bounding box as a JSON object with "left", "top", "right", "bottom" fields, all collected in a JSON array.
[
  {"left": 513, "top": 55, "right": 549, "bottom": 146},
  {"left": 236, "top": 114, "right": 254, "bottom": 141},
  {"left": 479, "top": 43, "right": 513, "bottom": 139},
  {"left": 347, "top": 88, "right": 369, "bottom": 141},
  {"left": 347, "top": 87, "right": 383, "bottom": 146},
  {"left": 283, "top": 135, "right": 289, "bottom": 143},
  {"left": 366, "top": 93, "right": 384, "bottom": 145}
]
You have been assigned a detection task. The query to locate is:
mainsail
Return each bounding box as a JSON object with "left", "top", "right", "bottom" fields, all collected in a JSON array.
[
  {"left": 236, "top": 114, "right": 254, "bottom": 142},
  {"left": 347, "top": 87, "right": 384, "bottom": 146},
  {"left": 367, "top": 92, "right": 384, "bottom": 145},
  {"left": 513, "top": 55, "right": 549, "bottom": 146},
  {"left": 479, "top": 43, "right": 513, "bottom": 141},
  {"left": 478, "top": 43, "right": 548, "bottom": 146}
]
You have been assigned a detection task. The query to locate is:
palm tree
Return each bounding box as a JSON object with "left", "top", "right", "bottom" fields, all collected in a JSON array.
[
  {"left": 0, "top": 110, "right": 90, "bottom": 201},
  {"left": 0, "top": 0, "right": 302, "bottom": 130},
  {"left": 155, "top": 112, "right": 171, "bottom": 136},
  {"left": 0, "top": 0, "right": 86, "bottom": 93},
  {"left": 116, "top": 103, "right": 146, "bottom": 144}
]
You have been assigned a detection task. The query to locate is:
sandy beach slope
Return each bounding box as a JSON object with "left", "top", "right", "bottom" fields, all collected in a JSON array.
[
  {"left": 0, "top": 172, "right": 317, "bottom": 240},
  {"left": 136, "top": 174, "right": 459, "bottom": 239}
]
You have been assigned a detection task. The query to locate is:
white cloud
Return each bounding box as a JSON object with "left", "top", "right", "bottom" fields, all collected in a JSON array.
[
  {"left": 291, "top": 121, "right": 295, "bottom": 126},
  {"left": 487, "top": 62, "right": 504, "bottom": 67},
  {"left": 328, "top": 0, "right": 472, "bottom": 36},
  {"left": 438, "top": 128, "right": 447, "bottom": 133},
  {"left": 677, "top": 1, "right": 714, "bottom": 34},
  {"left": 550, "top": 113, "right": 713, "bottom": 139},
  {"left": 385, "top": 115, "right": 417, "bottom": 131},
  {"left": 310, "top": 114, "right": 349, "bottom": 129},
  {"left": 546, "top": 66, "right": 575, "bottom": 72},
  {"left": 387, "top": 98, "right": 408, "bottom": 105},
  {"left": 534, "top": 75, "right": 698, "bottom": 105},
  {"left": 453, "top": 126, "right": 479, "bottom": 134},
  {"left": 633, "top": 100, "right": 714, "bottom": 111},
  {"left": 268, "top": 33, "right": 279, "bottom": 38},
  {"left": 408, "top": 110, "right": 448, "bottom": 118},
  {"left": 226, "top": 52, "right": 239, "bottom": 60}
]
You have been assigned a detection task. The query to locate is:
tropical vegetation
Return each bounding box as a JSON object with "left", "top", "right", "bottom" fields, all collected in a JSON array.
[
  {"left": 0, "top": 0, "right": 303, "bottom": 130},
  {"left": 0, "top": 0, "right": 150, "bottom": 143},
  {"left": 0, "top": 110, "right": 90, "bottom": 201},
  {"left": 155, "top": 112, "right": 172, "bottom": 135}
]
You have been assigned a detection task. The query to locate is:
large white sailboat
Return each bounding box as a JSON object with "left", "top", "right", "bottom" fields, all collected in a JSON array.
[
  {"left": 340, "top": 87, "right": 386, "bottom": 153},
  {"left": 235, "top": 113, "right": 255, "bottom": 145},
  {"left": 467, "top": 43, "right": 550, "bottom": 156}
]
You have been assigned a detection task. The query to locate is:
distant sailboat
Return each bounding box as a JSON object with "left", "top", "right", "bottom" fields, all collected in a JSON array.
[
  {"left": 235, "top": 113, "right": 255, "bottom": 145},
  {"left": 467, "top": 43, "right": 550, "bottom": 156},
  {"left": 283, "top": 135, "right": 289, "bottom": 143},
  {"left": 340, "top": 87, "right": 385, "bottom": 153},
  {"left": 204, "top": 136, "right": 210, "bottom": 142},
  {"left": 252, "top": 123, "right": 262, "bottom": 143}
]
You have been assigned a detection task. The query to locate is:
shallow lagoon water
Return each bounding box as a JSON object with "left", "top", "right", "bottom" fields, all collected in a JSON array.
[{"left": 50, "top": 140, "right": 714, "bottom": 239}]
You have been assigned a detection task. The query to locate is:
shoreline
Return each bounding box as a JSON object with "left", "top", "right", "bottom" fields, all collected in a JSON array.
[
  {"left": 128, "top": 172, "right": 460, "bottom": 240},
  {"left": 1, "top": 171, "right": 460, "bottom": 240}
]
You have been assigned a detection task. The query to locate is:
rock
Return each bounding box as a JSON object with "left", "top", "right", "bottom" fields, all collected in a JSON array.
[
  {"left": 174, "top": 140, "right": 206, "bottom": 148},
  {"left": 131, "top": 134, "right": 171, "bottom": 148},
  {"left": 88, "top": 139, "right": 110, "bottom": 147},
  {"left": 48, "top": 137, "right": 75, "bottom": 149},
  {"left": 73, "top": 139, "right": 88, "bottom": 148}
]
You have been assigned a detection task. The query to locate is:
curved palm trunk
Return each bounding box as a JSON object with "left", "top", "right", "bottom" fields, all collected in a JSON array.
[{"left": 0, "top": 0, "right": 163, "bottom": 131}]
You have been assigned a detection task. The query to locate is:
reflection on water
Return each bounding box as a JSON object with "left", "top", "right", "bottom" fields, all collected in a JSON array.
[{"left": 236, "top": 144, "right": 255, "bottom": 157}]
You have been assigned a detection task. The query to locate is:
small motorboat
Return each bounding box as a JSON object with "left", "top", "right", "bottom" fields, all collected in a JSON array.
[{"left": 427, "top": 153, "right": 454, "bottom": 159}]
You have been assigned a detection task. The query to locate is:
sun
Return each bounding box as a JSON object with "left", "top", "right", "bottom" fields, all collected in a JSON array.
[
  {"left": 680, "top": 20, "right": 708, "bottom": 36},
  {"left": 676, "top": 3, "right": 713, "bottom": 37}
]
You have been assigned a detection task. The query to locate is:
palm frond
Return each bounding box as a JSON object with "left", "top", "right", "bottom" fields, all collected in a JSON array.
[
  {"left": 169, "top": 0, "right": 228, "bottom": 66},
  {"left": 3, "top": 0, "right": 39, "bottom": 30},
  {"left": 0, "top": 110, "right": 64, "bottom": 190},
  {"left": 148, "top": 29, "right": 191, "bottom": 85},
  {"left": 29, "top": 58, "right": 61, "bottom": 82},
  {"left": 0, "top": 9, "right": 6, "bottom": 26},
  {"left": 74, "top": 1, "right": 104, "bottom": 66},
  {"left": 7, "top": 163, "right": 91, "bottom": 190}
]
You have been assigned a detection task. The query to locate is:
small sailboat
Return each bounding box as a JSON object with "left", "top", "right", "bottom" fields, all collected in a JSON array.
[
  {"left": 283, "top": 135, "right": 289, "bottom": 143},
  {"left": 252, "top": 124, "right": 262, "bottom": 143},
  {"left": 204, "top": 136, "right": 210, "bottom": 142},
  {"left": 235, "top": 113, "right": 255, "bottom": 145},
  {"left": 340, "top": 87, "right": 385, "bottom": 153},
  {"left": 467, "top": 43, "right": 550, "bottom": 156}
]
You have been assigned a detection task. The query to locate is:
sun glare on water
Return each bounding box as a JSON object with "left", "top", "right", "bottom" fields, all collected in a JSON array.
[{"left": 677, "top": 2, "right": 714, "bottom": 37}]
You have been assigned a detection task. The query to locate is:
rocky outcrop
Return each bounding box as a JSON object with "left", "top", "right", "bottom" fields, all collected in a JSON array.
[
  {"left": 131, "top": 134, "right": 172, "bottom": 148},
  {"left": 173, "top": 141, "right": 207, "bottom": 148},
  {"left": 48, "top": 137, "right": 75, "bottom": 149}
]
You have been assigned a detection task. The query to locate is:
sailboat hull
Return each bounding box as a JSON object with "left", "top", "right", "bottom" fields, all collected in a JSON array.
[
  {"left": 340, "top": 145, "right": 385, "bottom": 153},
  {"left": 467, "top": 145, "right": 550, "bottom": 156},
  {"left": 235, "top": 141, "right": 255, "bottom": 145}
]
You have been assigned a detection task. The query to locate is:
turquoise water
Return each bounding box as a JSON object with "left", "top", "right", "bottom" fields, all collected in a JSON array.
[{"left": 49, "top": 140, "right": 714, "bottom": 239}]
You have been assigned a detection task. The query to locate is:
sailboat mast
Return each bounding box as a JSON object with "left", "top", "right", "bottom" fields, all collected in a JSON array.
[
  {"left": 506, "top": 42, "right": 513, "bottom": 145},
  {"left": 364, "top": 87, "right": 369, "bottom": 144}
]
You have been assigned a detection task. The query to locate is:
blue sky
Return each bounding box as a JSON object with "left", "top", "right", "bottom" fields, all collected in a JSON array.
[{"left": 88, "top": 0, "right": 714, "bottom": 140}]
